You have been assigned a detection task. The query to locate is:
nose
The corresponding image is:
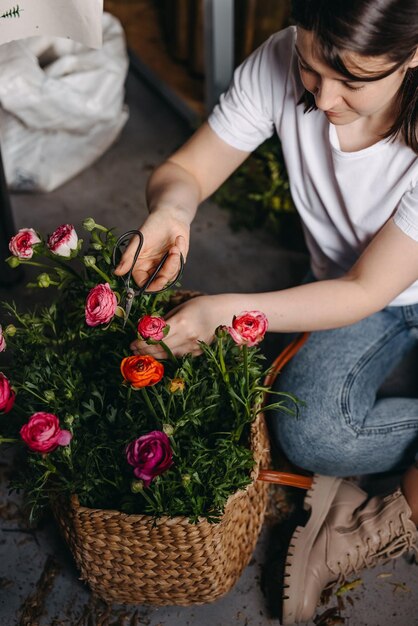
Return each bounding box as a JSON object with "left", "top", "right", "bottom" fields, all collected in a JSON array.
[{"left": 313, "top": 78, "right": 343, "bottom": 111}]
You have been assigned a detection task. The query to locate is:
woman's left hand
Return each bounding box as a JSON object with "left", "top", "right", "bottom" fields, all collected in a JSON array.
[{"left": 130, "top": 294, "right": 237, "bottom": 357}]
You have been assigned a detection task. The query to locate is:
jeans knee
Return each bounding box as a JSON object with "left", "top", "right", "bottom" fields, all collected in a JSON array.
[{"left": 270, "top": 412, "right": 358, "bottom": 476}]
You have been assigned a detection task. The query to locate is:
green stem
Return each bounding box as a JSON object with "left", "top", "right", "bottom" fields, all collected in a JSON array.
[
  {"left": 160, "top": 341, "right": 178, "bottom": 365},
  {"left": 243, "top": 344, "right": 249, "bottom": 404},
  {"left": 22, "top": 386, "right": 48, "bottom": 403},
  {"left": 19, "top": 260, "right": 50, "bottom": 269},
  {"left": 91, "top": 263, "right": 114, "bottom": 284},
  {"left": 218, "top": 336, "right": 229, "bottom": 383},
  {"left": 141, "top": 387, "right": 159, "bottom": 422},
  {"left": 140, "top": 486, "right": 158, "bottom": 510},
  {"left": 50, "top": 256, "right": 83, "bottom": 280},
  {"left": 0, "top": 437, "right": 18, "bottom": 444}
]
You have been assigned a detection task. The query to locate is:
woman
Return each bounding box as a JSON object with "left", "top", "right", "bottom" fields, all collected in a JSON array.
[{"left": 116, "top": 1, "right": 418, "bottom": 621}]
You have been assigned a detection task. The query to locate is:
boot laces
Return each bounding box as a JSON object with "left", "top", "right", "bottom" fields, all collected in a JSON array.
[{"left": 333, "top": 512, "right": 418, "bottom": 583}]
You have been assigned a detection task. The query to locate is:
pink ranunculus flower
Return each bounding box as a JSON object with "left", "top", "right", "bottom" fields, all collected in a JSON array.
[
  {"left": 227, "top": 310, "right": 269, "bottom": 347},
  {"left": 9, "top": 228, "right": 41, "bottom": 260},
  {"left": 0, "top": 372, "right": 15, "bottom": 413},
  {"left": 0, "top": 326, "right": 6, "bottom": 352},
  {"left": 47, "top": 224, "right": 78, "bottom": 257},
  {"left": 126, "top": 431, "right": 173, "bottom": 487},
  {"left": 20, "top": 412, "right": 72, "bottom": 454},
  {"left": 137, "top": 315, "right": 168, "bottom": 341},
  {"left": 85, "top": 283, "right": 117, "bottom": 327}
]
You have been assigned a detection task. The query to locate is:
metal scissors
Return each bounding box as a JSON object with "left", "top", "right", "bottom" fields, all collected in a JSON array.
[{"left": 112, "top": 229, "right": 184, "bottom": 325}]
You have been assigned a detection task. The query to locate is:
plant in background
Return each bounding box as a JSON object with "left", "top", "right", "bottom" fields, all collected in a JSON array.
[
  {"left": 0, "top": 219, "right": 293, "bottom": 524},
  {"left": 215, "top": 137, "right": 306, "bottom": 252}
]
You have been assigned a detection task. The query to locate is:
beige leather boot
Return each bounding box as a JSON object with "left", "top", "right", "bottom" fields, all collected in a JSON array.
[{"left": 282, "top": 474, "right": 417, "bottom": 625}]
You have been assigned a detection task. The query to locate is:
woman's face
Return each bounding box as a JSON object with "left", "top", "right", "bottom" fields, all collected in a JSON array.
[{"left": 296, "top": 27, "right": 417, "bottom": 126}]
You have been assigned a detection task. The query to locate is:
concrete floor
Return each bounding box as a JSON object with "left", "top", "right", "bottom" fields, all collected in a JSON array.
[{"left": 1, "top": 70, "right": 418, "bottom": 626}]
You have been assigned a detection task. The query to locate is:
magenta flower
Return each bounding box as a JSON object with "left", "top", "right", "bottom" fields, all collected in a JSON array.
[
  {"left": 137, "top": 315, "right": 168, "bottom": 341},
  {"left": 0, "top": 326, "right": 6, "bottom": 353},
  {"left": 126, "top": 431, "right": 173, "bottom": 487},
  {"left": 0, "top": 373, "right": 15, "bottom": 413},
  {"left": 47, "top": 224, "right": 78, "bottom": 257},
  {"left": 227, "top": 311, "right": 268, "bottom": 347},
  {"left": 20, "top": 412, "right": 72, "bottom": 454},
  {"left": 85, "top": 283, "right": 117, "bottom": 327},
  {"left": 9, "top": 228, "right": 41, "bottom": 260}
]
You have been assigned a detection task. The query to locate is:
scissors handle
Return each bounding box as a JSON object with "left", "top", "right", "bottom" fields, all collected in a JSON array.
[
  {"left": 112, "top": 229, "right": 143, "bottom": 284},
  {"left": 138, "top": 250, "right": 184, "bottom": 295},
  {"left": 113, "top": 229, "right": 184, "bottom": 295}
]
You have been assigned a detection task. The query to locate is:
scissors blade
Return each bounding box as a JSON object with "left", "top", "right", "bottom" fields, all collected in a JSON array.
[{"left": 123, "top": 287, "right": 135, "bottom": 327}]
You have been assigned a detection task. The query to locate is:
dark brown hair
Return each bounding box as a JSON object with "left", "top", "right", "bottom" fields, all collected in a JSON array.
[{"left": 291, "top": 0, "right": 418, "bottom": 152}]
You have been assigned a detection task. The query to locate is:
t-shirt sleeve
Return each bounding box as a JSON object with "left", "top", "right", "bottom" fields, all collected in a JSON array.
[
  {"left": 207, "top": 27, "right": 294, "bottom": 152},
  {"left": 393, "top": 181, "right": 418, "bottom": 241}
]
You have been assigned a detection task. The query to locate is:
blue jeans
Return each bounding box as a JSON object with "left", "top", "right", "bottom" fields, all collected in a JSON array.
[{"left": 269, "top": 304, "right": 418, "bottom": 476}]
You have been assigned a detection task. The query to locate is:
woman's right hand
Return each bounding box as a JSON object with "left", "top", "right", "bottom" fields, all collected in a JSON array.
[{"left": 113, "top": 208, "right": 190, "bottom": 291}]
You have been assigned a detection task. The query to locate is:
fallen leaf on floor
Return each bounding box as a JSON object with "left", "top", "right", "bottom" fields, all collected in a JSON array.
[
  {"left": 377, "top": 572, "right": 392, "bottom": 579},
  {"left": 335, "top": 578, "right": 362, "bottom": 596},
  {"left": 389, "top": 582, "right": 411, "bottom": 593}
]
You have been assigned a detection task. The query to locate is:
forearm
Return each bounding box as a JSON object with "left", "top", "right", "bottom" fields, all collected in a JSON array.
[
  {"left": 212, "top": 276, "right": 380, "bottom": 333},
  {"left": 146, "top": 160, "right": 202, "bottom": 225}
]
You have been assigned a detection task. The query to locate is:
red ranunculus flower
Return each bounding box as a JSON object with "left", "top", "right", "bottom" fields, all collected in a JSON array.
[
  {"left": 126, "top": 430, "right": 173, "bottom": 486},
  {"left": 9, "top": 228, "right": 41, "bottom": 260},
  {"left": 120, "top": 355, "right": 164, "bottom": 388},
  {"left": 47, "top": 224, "right": 78, "bottom": 257},
  {"left": 85, "top": 283, "right": 117, "bottom": 327},
  {"left": 20, "top": 412, "right": 72, "bottom": 453},
  {"left": 227, "top": 310, "right": 268, "bottom": 347},
  {"left": 137, "top": 315, "right": 167, "bottom": 341},
  {"left": 0, "top": 372, "right": 15, "bottom": 413}
]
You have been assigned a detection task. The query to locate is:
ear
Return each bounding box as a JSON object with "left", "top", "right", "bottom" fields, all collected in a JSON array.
[{"left": 407, "top": 48, "right": 418, "bottom": 70}]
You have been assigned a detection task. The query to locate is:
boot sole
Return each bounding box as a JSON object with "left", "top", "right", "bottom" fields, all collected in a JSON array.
[{"left": 282, "top": 475, "right": 342, "bottom": 624}]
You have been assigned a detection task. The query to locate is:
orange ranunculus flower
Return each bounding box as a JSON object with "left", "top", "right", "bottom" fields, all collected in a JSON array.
[{"left": 120, "top": 355, "right": 164, "bottom": 388}]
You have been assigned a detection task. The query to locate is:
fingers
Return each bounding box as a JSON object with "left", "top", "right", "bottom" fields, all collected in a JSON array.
[
  {"left": 130, "top": 338, "right": 202, "bottom": 358},
  {"left": 114, "top": 231, "right": 186, "bottom": 289},
  {"left": 113, "top": 234, "right": 141, "bottom": 277},
  {"left": 131, "top": 249, "right": 183, "bottom": 292}
]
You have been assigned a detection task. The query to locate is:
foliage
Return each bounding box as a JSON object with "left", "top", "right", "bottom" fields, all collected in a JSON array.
[
  {"left": 0, "top": 219, "right": 292, "bottom": 524},
  {"left": 215, "top": 137, "right": 305, "bottom": 250}
]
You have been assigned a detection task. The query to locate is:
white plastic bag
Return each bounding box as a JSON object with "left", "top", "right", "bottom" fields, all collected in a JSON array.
[{"left": 0, "top": 12, "right": 129, "bottom": 192}]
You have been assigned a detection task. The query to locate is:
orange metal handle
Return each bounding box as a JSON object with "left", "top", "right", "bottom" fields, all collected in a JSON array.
[{"left": 257, "top": 470, "right": 313, "bottom": 490}]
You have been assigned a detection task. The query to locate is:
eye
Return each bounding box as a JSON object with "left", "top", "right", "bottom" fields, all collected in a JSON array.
[{"left": 345, "top": 82, "right": 366, "bottom": 92}]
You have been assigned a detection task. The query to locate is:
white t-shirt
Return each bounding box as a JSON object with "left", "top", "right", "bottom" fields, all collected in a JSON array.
[{"left": 208, "top": 26, "right": 418, "bottom": 306}]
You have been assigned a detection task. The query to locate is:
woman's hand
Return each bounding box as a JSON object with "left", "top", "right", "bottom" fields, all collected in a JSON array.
[
  {"left": 131, "top": 294, "right": 237, "bottom": 357},
  {"left": 114, "top": 208, "right": 190, "bottom": 290}
]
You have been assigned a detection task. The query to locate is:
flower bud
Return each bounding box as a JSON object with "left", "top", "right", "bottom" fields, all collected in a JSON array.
[
  {"left": 82, "top": 218, "right": 97, "bottom": 232},
  {"left": 37, "top": 273, "right": 51, "bottom": 288},
  {"left": 215, "top": 325, "right": 228, "bottom": 338},
  {"left": 114, "top": 305, "right": 126, "bottom": 318},
  {"left": 64, "top": 414, "right": 74, "bottom": 427},
  {"left": 64, "top": 389, "right": 73, "bottom": 400},
  {"left": 44, "top": 390, "right": 56, "bottom": 403},
  {"left": 83, "top": 255, "right": 96, "bottom": 267},
  {"left": 182, "top": 474, "right": 191, "bottom": 487},
  {"left": 5, "top": 324, "right": 16, "bottom": 337},
  {"left": 91, "top": 242, "right": 103, "bottom": 251},
  {"left": 7, "top": 256, "right": 21, "bottom": 268},
  {"left": 162, "top": 423, "right": 174, "bottom": 437},
  {"left": 168, "top": 378, "right": 185, "bottom": 393},
  {"left": 131, "top": 479, "right": 144, "bottom": 493}
]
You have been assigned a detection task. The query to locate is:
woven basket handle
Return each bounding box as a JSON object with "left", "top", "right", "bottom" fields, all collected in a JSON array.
[{"left": 257, "top": 332, "right": 313, "bottom": 490}]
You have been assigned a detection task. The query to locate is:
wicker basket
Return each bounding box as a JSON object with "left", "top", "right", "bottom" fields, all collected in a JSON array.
[{"left": 53, "top": 412, "right": 271, "bottom": 606}]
